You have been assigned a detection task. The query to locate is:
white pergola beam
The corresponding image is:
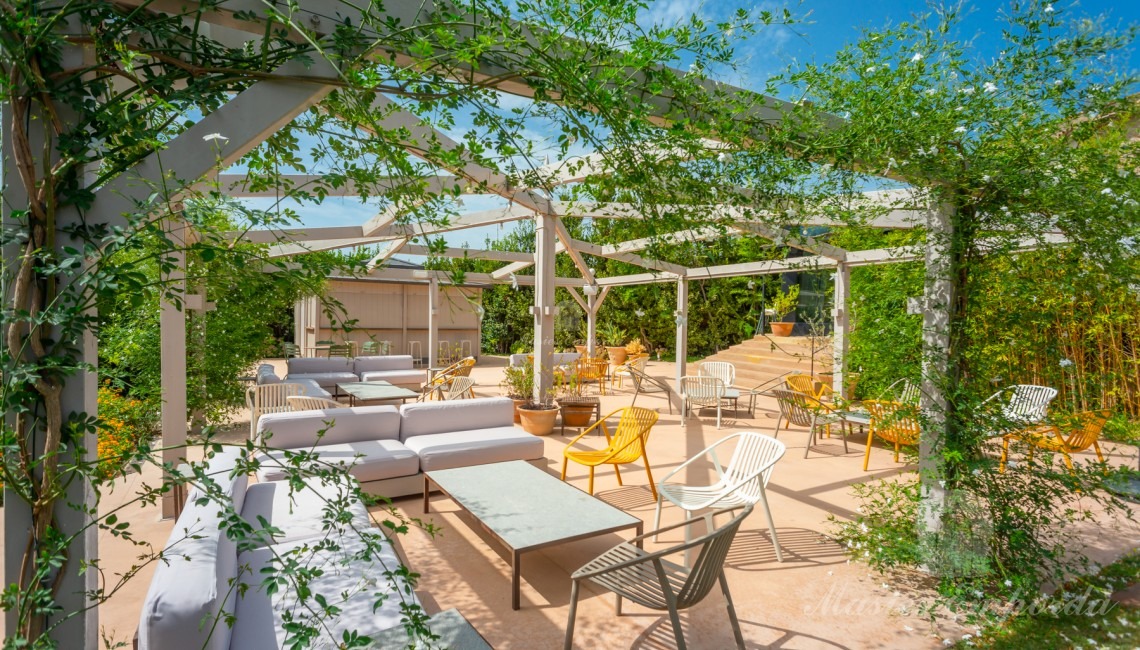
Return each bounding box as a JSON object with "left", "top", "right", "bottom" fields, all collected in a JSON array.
[
  {"left": 217, "top": 173, "right": 464, "bottom": 198},
  {"left": 240, "top": 225, "right": 366, "bottom": 244},
  {"left": 366, "top": 239, "right": 408, "bottom": 269},
  {"left": 571, "top": 238, "right": 687, "bottom": 276},
  {"left": 399, "top": 244, "right": 534, "bottom": 263},
  {"left": 735, "top": 222, "right": 848, "bottom": 261}
]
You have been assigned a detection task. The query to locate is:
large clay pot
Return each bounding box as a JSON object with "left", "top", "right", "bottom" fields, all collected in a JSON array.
[
  {"left": 510, "top": 398, "right": 528, "bottom": 424},
  {"left": 574, "top": 345, "right": 588, "bottom": 355},
  {"left": 606, "top": 346, "right": 628, "bottom": 365},
  {"left": 558, "top": 399, "right": 596, "bottom": 427},
  {"left": 769, "top": 322, "right": 795, "bottom": 337},
  {"left": 518, "top": 405, "right": 559, "bottom": 435}
]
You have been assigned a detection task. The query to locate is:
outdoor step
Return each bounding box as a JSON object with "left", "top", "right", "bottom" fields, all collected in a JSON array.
[{"left": 707, "top": 352, "right": 827, "bottom": 371}]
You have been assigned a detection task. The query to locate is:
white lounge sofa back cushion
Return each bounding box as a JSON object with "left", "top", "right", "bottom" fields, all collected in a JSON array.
[
  {"left": 256, "top": 405, "right": 401, "bottom": 449},
  {"left": 256, "top": 364, "right": 282, "bottom": 385},
  {"left": 399, "top": 397, "right": 514, "bottom": 441},
  {"left": 138, "top": 453, "right": 248, "bottom": 650},
  {"left": 353, "top": 355, "right": 414, "bottom": 373},
  {"left": 187, "top": 448, "right": 250, "bottom": 514},
  {"left": 287, "top": 357, "right": 354, "bottom": 375}
]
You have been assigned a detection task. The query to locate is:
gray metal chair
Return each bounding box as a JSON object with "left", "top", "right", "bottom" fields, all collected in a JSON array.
[
  {"left": 627, "top": 367, "right": 673, "bottom": 414},
  {"left": 880, "top": 378, "right": 921, "bottom": 405},
  {"left": 564, "top": 504, "right": 753, "bottom": 650},
  {"left": 770, "top": 388, "right": 847, "bottom": 458}
]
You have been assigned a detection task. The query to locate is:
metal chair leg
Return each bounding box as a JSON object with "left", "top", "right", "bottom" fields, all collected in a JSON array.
[
  {"left": 719, "top": 572, "right": 745, "bottom": 650},
  {"left": 564, "top": 579, "right": 580, "bottom": 650},
  {"left": 653, "top": 495, "right": 664, "bottom": 542},
  {"left": 757, "top": 485, "right": 782, "bottom": 562}
]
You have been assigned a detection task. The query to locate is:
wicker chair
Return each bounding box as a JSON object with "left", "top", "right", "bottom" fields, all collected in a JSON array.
[
  {"left": 627, "top": 367, "right": 673, "bottom": 414},
  {"left": 561, "top": 406, "right": 659, "bottom": 498},
  {"left": 420, "top": 356, "right": 476, "bottom": 400},
  {"left": 770, "top": 388, "right": 847, "bottom": 458},
  {"left": 680, "top": 375, "right": 725, "bottom": 429},
  {"left": 245, "top": 383, "right": 303, "bottom": 440},
  {"left": 286, "top": 395, "right": 344, "bottom": 411},
  {"left": 1002, "top": 410, "right": 1109, "bottom": 471},
  {"left": 564, "top": 504, "right": 753, "bottom": 650},
  {"left": 575, "top": 357, "right": 610, "bottom": 396},
  {"left": 862, "top": 400, "right": 921, "bottom": 471},
  {"left": 443, "top": 376, "right": 476, "bottom": 400}
]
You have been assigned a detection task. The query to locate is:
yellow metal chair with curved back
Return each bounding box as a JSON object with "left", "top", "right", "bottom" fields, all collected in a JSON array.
[
  {"left": 562, "top": 407, "right": 659, "bottom": 499},
  {"left": 862, "top": 400, "right": 921, "bottom": 471},
  {"left": 1001, "top": 410, "right": 1109, "bottom": 472}
]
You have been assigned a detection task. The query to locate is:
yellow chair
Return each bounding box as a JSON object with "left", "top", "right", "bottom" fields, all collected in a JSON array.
[
  {"left": 786, "top": 373, "right": 833, "bottom": 401},
  {"left": 575, "top": 357, "right": 610, "bottom": 396},
  {"left": 862, "top": 400, "right": 920, "bottom": 471},
  {"left": 562, "top": 407, "right": 659, "bottom": 499},
  {"left": 1001, "top": 410, "right": 1109, "bottom": 471},
  {"left": 420, "top": 356, "right": 476, "bottom": 400}
]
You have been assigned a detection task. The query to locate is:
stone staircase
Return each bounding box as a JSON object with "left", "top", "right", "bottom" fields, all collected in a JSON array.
[{"left": 698, "top": 335, "right": 833, "bottom": 390}]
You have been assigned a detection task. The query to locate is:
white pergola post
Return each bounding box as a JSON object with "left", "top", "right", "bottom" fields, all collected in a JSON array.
[
  {"left": 919, "top": 204, "right": 955, "bottom": 533},
  {"left": 428, "top": 276, "right": 438, "bottom": 368},
  {"left": 533, "top": 215, "right": 557, "bottom": 401},
  {"left": 675, "top": 278, "right": 689, "bottom": 387},
  {"left": 586, "top": 290, "right": 597, "bottom": 358},
  {"left": 159, "top": 217, "right": 188, "bottom": 520},
  {"left": 3, "top": 80, "right": 98, "bottom": 647},
  {"left": 832, "top": 262, "right": 851, "bottom": 397}
]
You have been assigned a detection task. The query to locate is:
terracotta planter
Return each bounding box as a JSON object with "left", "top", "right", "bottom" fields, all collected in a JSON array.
[
  {"left": 606, "top": 346, "right": 628, "bottom": 365},
  {"left": 574, "top": 345, "right": 588, "bottom": 355},
  {"left": 518, "top": 406, "right": 559, "bottom": 435},
  {"left": 510, "top": 398, "right": 528, "bottom": 424},
  {"left": 558, "top": 399, "right": 596, "bottom": 427},
  {"left": 769, "top": 322, "right": 795, "bottom": 337}
]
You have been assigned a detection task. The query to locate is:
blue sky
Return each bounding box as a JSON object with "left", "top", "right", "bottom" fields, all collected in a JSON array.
[{"left": 240, "top": 0, "right": 1140, "bottom": 253}]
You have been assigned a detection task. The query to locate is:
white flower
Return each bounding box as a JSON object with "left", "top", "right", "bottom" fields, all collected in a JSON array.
[
  {"left": 866, "top": 66, "right": 876, "bottom": 73},
  {"left": 963, "top": 635, "right": 973, "bottom": 641},
  {"left": 1059, "top": 358, "right": 1074, "bottom": 368},
  {"left": 954, "top": 126, "right": 967, "bottom": 134},
  {"left": 1054, "top": 79, "right": 1063, "bottom": 86},
  {"left": 943, "top": 640, "right": 952, "bottom": 647},
  {"left": 983, "top": 82, "right": 998, "bottom": 93},
  {"left": 1044, "top": 4, "right": 1054, "bottom": 12},
  {"left": 202, "top": 133, "right": 227, "bottom": 142},
  {"left": 509, "top": 273, "right": 519, "bottom": 290},
  {"left": 960, "top": 86, "right": 975, "bottom": 95},
  {"left": 982, "top": 175, "right": 992, "bottom": 182},
  {"left": 1004, "top": 579, "right": 1013, "bottom": 587},
  {"left": 911, "top": 52, "right": 924, "bottom": 62},
  {"left": 924, "top": 88, "right": 938, "bottom": 96},
  {"left": 1101, "top": 187, "right": 1114, "bottom": 196},
  {"left": 903, "top": 625, "right": 914, "bottom": 632},
  {"left": 634, "top": 309, "right": 645, "bottom": 318}
]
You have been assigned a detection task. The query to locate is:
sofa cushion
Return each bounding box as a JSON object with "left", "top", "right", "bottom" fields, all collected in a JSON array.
[
  {"left": 358, "top": 369, "right": 425, "bottom": 385},
  {"left": 240, "top": 479, "right": 373, "bottom": 546},
  {"left": 284, "top": 371, "right": 360, "bottom": 390},
  {"left": 137, "top": 497, "right": 238, "bottom": 650},
  {"left": 186, "top": 447, "right": 250, "bottom": 515},
  {"left": 231, "top": 531, "right": 417, "bottom": 650},
  {"left": 290, "top": 378, "right": 332, "bottom": 400},
  {"left": 256, "top": 439, "right": 419, "bottom": 483},
  {"left": 257, "top": 406, "right": 401, "bottom": 449},
  {"left": 287, "top": 357, "right": 354, "bottom": 375},
  {"left": 398, "top": 397, "right": 514, "bottom": 441},
  {"left": 256, "top": 364, "right": 282, "bottom": 385},
  {"left": 402, "top": 426, "right": 544, "bottom": 472},
  {"left": 353, "top": 355, "right": 414, "bottom": 373}
]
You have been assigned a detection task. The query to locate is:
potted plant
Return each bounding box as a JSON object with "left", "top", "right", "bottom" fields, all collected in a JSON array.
[
  {"left": 624, "top": 338, "right": 647, "bottom": 358},
  {"left": 599, "top": 323, "right": 629, "bottom": 365},
  {"left": 573, "top": 338, "right": 588, "bottom": 356},
  {"left": 517, "top": 388, "right": 559, "bottom": 435},
  {"left": 768, "top": 285, "right": 800, "bottom": 337},
  {"left": 500, "top": 363, "right": 534, "bottom": 424},
  {"left": 556, "top": 371, "right": 596, "bottom": 428}
]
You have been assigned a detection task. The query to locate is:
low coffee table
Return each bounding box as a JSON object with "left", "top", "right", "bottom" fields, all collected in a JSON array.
[
  {"left": 337, "top": 381, "right": 419, "bottom": 406},
  {"left": 424, "top": 460, "right": 643, "bottom": 610}
]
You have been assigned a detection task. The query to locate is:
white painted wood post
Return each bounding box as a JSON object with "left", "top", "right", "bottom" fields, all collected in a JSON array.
[
  {"left": 586, "top": 291, "right": 597, "bottom": 358},
  {"left": 534, "top": 214, "right": 557, "bottom": 402},
  {"left": 919, "top": 204, "right": 955, "bottom": 533},
  {"left": 675, "top": 278, "right": 689, "bottom": 387},
  {"left": 160, "top": 217, "right": 188, "bottom": 520},
  {"left": 832, "top": 262, "right": 851, "bottom": 397},
  {"left": 428, "top": 276, "right": 438, "bottom": 368}
]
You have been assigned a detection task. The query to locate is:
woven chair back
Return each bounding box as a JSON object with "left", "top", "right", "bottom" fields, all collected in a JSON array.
[{"left": 864, "top": 400, "right": 921, "bottom": 446}]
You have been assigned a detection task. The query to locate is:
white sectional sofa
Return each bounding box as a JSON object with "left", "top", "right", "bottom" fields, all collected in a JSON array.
[
  {"left": 137, "top": 449, "right": 414, "bottom": 650},
  {"left": 255, "top": 397, "right": 545, "bottom": 497},
  {"left": 255, "top": 363, "right": 333, "bottom": 400},
  {"left": 277, "top": 355, "right": 425, "bottom": 391}
]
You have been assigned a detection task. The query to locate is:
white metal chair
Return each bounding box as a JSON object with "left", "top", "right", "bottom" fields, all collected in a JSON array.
[
  {"left": 564, "top": 504, "right": 752, "bottom": 650},
  {"left": 408, "top": 340, "right": 423, "bottom": 367},
  {"left": 700, "top": 361, "right": 739, "bottom": 412},
  {"left": 680, "top": 375, "right": 725, "bottom": 429},
  {"left": 286, "top": 395, "right": 344, "bottom": 411},
  {"left": 611, "top": 354, "right": 648, "bottom": 390},
  {"left": 983, "top": 384, "right": 1058, "bottom": 433},
  {"left": 460, "top": 339, "right": 472, "bottom": 358},
  {"left": 444, "top": 376, "right": 476, "bottom": 400},
  {"left": 881, "top": 378, "right": 921, "bottom": 405},
  {"left": 654, "top": 431, "right": 785, "bottom": 562},
  {"left": 627, "top": 367, "right": 673, "bottom": 414},
  {"left": 245, "top": 383, "right": 303, "bottom": 440}
]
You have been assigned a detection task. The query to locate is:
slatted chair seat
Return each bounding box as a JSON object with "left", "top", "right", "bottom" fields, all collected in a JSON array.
[
  {"left": 680, "top": 375, "right": 726, "bottom": 429},
  {"left": 562, "top": 406, "right": 659, "bottom": 499},
  {"left": 770, "top": 388, "right": 847, "bottom": 458},
  {"left": 627, "top": 367, "right": 673, "bottom": 414},
  {"left": 564, "top": 504, "right": 753, "bottom": 650},
  {"left": 1001, "top": 410, "right": 1109, "bottom": 472}
]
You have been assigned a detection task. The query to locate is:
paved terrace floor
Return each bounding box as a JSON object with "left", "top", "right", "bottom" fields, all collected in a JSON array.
[{"left": 22, "top": 356, "right": 1139, "bottom": 648}]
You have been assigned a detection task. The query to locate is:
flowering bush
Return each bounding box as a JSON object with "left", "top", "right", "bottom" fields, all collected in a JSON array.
[
  {"left": 624, "top": 338, "right": 647, "bottom": 355},
  {"left": 96, "top": 385, "right": 157, "bottom": 479}
]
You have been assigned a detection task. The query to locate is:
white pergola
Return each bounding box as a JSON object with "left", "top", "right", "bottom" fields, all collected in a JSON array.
[{"left": 2, "top": 2, "right": 1071, "bottom": 645}]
